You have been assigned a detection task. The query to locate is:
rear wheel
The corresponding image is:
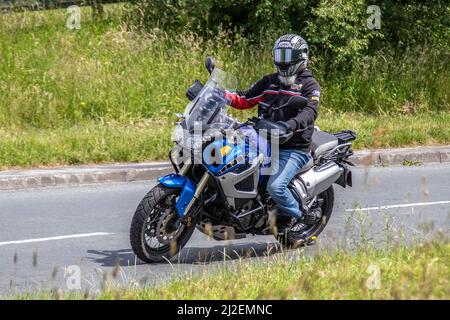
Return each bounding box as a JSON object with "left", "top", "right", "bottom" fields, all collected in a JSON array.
[
  {"left": 129, "top": 184, "right": 198, "bottom": 263},
  {"left": 277, "top": 186, "right": 334, "bottom": 248}
]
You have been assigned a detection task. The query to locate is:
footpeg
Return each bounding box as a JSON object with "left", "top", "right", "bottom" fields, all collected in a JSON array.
[{"left": 303, "top": 208, "right": 322, "bottom": 225}]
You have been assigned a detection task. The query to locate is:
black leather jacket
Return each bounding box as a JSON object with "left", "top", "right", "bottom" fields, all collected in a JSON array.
[{"left": 226, "top": 69, "right": 321, "bottom": 151}]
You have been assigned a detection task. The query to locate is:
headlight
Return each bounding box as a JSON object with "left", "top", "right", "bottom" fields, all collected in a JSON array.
[
  {"left": 172, "top": 123, "right": 203, "bottom": 150},
  {"left": 184, "top": 135, "right": 203, "bottom": 150}
]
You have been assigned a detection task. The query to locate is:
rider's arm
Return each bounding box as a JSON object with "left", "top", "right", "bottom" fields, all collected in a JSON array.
[
  {"left": 286, "top": 78, "right": 320, "bottom": 132},
  {"left": 225, "top": 76, "right": 267, "bottom": 110}
]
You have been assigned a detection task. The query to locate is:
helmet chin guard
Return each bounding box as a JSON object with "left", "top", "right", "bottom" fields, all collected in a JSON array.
[{"left": 278, "top": 74, "right": 297, "bottom": 86}]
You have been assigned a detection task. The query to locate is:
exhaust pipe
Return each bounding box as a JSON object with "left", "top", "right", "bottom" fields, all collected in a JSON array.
[{"left": 290, "top": 162, "right": 343, "bottom": 202}]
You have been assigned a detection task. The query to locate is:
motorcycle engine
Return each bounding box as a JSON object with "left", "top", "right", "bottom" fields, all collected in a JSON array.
[{"left": 234, "top": 200, "right": 266, "bottom": 231}]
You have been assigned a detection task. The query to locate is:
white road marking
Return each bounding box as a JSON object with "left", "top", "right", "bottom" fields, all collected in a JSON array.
[
  {"left": 345, "top": 200, "right": 450, "bottom": 212},
  {"left": 0, "top": 232, "right": 114, "bottom": 247}
]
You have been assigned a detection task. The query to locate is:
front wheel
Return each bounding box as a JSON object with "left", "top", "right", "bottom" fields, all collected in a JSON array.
[
  {"left": 129, "top": 184, "right": 197, "bottom": 263},
  {"left": 277, "top": 186, "right": 334, "bottom": 248}
]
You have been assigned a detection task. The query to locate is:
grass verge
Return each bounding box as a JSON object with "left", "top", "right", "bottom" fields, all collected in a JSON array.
[
  {"left": 13, "top": 238, "right": 449, "bottom": 300},
  {"left": 1, "top": 112, "right": 448, "bottom": 169},
  {"left": 130, "top": 241, "right": 449, "bottom": 300}
]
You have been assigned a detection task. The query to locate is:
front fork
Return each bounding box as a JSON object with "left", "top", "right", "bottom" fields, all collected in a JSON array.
[
  {"left": 160, "top": 158, "right": 210, "bottom": 225},
  {"left": 181, "top": 169, "right": 210, "bottom": 224},
  {"left": 178, "top": 158, "right": 192, "bottom": 176}
]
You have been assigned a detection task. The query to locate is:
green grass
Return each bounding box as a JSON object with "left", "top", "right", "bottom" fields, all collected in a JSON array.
[
  {"left": 131, "top": 241, "right": 449, "bottom": 300},
  {"left": 12, "top": 238, "right": 450, "bottom": 300},
  {"left": 0, "top": 5, "right": 449, "bottom": 168},
  {"left": 1, "top": 112, "right": 449, "bottom": 169},
  {"left": 0, "top": 119, "right": 170, "bottom": 168}
]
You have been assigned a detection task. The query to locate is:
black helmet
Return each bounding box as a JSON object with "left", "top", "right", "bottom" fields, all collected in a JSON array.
[{"left": 273, "top": 34, "right": 309, "bottom": 85}]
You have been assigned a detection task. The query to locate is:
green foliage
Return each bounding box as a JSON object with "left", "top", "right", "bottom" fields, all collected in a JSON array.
[
  {"left": 373, "top": 0, "right": 450, "bottom": 51},
  {"left": 127, "top": 1, "right": 450, "bottom": 72},
  {"left": 131, "top": 240, "right": 449, "bottom": 300},
  {"left": 0, "top": 4, "right": 448, "bottom": 167},
  {"left": 10, "top": 239, "right": 450, "bottom": 299},
  {"left": 305, "top": 0, "right": 382, "bottom": 73}
]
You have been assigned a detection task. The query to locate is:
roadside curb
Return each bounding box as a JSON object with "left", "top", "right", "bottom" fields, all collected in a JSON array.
[
  {"left": 0, "top": 162, "right": 172, "bottom": 191},
  {"left": 350, "top": 145, "right": 450, "bottom": 166},
  {"left": 0, "top": 146, "right": 449, "bottom": 190}
]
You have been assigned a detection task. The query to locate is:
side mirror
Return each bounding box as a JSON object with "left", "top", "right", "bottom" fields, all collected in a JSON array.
[
  {"left": 205, "top": 56, "right": 215, "bottom": 74},
  {"left": 287, "top": 95, "right": 308, "bottom": 108},
  {"left": 186, "top": 79, "right": 204, "bottom": 101}
]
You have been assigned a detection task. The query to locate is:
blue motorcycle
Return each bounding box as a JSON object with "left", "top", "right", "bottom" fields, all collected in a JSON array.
[{"left": 130, "top": 57, "right": 356, "bottom": 263}]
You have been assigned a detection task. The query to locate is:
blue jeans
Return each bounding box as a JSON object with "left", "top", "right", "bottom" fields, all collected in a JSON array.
[{"left": 267, "top": 149, "right": 311, "bottom": 218}]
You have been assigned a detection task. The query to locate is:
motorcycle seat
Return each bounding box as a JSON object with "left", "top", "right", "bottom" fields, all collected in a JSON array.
[{"left": 311, "top": 130, "right": 338, "bottom": 159}]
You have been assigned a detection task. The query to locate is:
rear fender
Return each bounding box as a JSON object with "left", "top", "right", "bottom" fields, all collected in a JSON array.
[{"left": 158, "top": 174, "right": 196, "bottom": 217}]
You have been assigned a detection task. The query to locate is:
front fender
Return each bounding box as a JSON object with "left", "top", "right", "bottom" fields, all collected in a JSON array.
[{"left": 158, "top": 173, "right": 196, "bottom": 216}]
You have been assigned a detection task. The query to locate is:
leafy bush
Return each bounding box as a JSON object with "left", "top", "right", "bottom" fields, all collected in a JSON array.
[
  {"left": 0, "top": 3, "right": 447, "bottom": 167},
  {"left": 127, "top": 0, "right": 450, "bottom": 72}
]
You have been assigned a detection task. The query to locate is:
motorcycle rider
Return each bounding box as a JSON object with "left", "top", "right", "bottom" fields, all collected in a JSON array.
[{"left": 225, "top": 34, "right": 321, "bottom": 234}]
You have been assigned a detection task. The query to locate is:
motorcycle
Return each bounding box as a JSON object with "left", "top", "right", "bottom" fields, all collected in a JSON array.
[{"left": 130, "top": 57, "right": 356, "bottom": 263}]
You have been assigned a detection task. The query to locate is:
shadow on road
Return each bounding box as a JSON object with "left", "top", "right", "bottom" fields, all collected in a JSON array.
[
  {"left": 86, "top": 249, "right": 136, "bottom": 267},
  {"left": 177, "top": 241, "right": 282, "bottom": 265},
  {"left": 86, "top": 241, "right": 283, "bottom": 267}
]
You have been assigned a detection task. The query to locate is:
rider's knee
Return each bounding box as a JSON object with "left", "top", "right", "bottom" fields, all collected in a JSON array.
[{"left": 267, "top": 180, "right": 288, "bottom": 199}]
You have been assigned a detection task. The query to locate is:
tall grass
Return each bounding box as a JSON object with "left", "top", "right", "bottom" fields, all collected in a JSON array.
[
  {"left": 0, "top": 5, "right": 449, "bottom": 167},
  {"left": 129, "top": 240, "right": 449, "bottom": 300},
  {"left": 1, "top": 112, "right": 448, "bottom": 169},
  {"left": 9, "top": 238, "right": 450, "bottom": 300}
]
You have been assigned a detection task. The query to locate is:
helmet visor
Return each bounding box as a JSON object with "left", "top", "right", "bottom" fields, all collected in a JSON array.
[{"left": 274, "top": 48, "right": 300, "bottom": 65}]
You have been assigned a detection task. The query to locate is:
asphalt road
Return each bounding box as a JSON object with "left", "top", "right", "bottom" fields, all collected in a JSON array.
[{"left": 0, "top": 164, "right": 449, "bottom": 295}]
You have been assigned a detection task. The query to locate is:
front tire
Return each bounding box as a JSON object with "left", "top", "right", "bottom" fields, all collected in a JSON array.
[
  {"left": 277, "top": 186, "right": 334, "bottom": 248},
  {"left": 130, "top": 184, "right": 197, "bottom": 263}
]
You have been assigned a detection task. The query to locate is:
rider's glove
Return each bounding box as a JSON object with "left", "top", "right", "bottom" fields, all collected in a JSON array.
[
  {"left": 274, "top": 121, "right": 294, "bottom": 144},
  {"left": 212, "top": 87, "right": 225, "bottom": 98},
  {"left": 275, "top": 121, "right": 292, "bottom": 134},
  {"left": 211, "top": 88, "right": 232, "bottom": 105}
]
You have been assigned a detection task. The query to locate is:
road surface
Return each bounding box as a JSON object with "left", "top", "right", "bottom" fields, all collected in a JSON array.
[{"left": 0, "top": 164, "right": 449, "bottom": 295}]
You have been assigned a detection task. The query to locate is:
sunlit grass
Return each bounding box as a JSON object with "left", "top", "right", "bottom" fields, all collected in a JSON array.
[
  {"left": 129, "top": 240, "right": 449, "bottom": 300},
  {"left": 0, "top": 119, "right": 171, "bottom": 169},
  {"left": 8, "top": 238, "right": 449, "bottom": 300},
  {"left": 0, "top": 5, "right": 448, "bottom": 168},
  {"left": 1, "top": 112, "right": 448, "bottom": 169}
]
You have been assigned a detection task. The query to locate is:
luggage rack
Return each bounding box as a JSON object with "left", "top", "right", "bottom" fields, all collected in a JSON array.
[
  {"left": 333, "top": 130, "right": 357, "bottom": 144},
  {"left": 318, "top": 130, "right": 357, "bottom": 164}
]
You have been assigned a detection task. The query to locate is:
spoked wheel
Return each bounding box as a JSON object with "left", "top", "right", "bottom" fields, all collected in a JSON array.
[
  {"left": 277, "top": 186, "right": 334, "bottom": 248},
  {"left": 130, "top": 184, "right": 198, "bottom": 263}
]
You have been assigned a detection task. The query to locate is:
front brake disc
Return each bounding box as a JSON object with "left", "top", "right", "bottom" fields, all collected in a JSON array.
[{"left": 155, "top": 209, "right": 185, "bottom": 245}]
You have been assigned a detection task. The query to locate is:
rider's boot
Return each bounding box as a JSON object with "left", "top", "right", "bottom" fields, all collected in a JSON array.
[
  {"left": 277, "top": 215, "right": 298, "bottom": 235},
  {"left": 277, "top": 208, "right": 323, "bottom": 235}
]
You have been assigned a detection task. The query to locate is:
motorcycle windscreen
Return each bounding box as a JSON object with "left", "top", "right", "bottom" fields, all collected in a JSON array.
[{"left": 183, "top": 68, "right": 237, "bottom": 133}]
